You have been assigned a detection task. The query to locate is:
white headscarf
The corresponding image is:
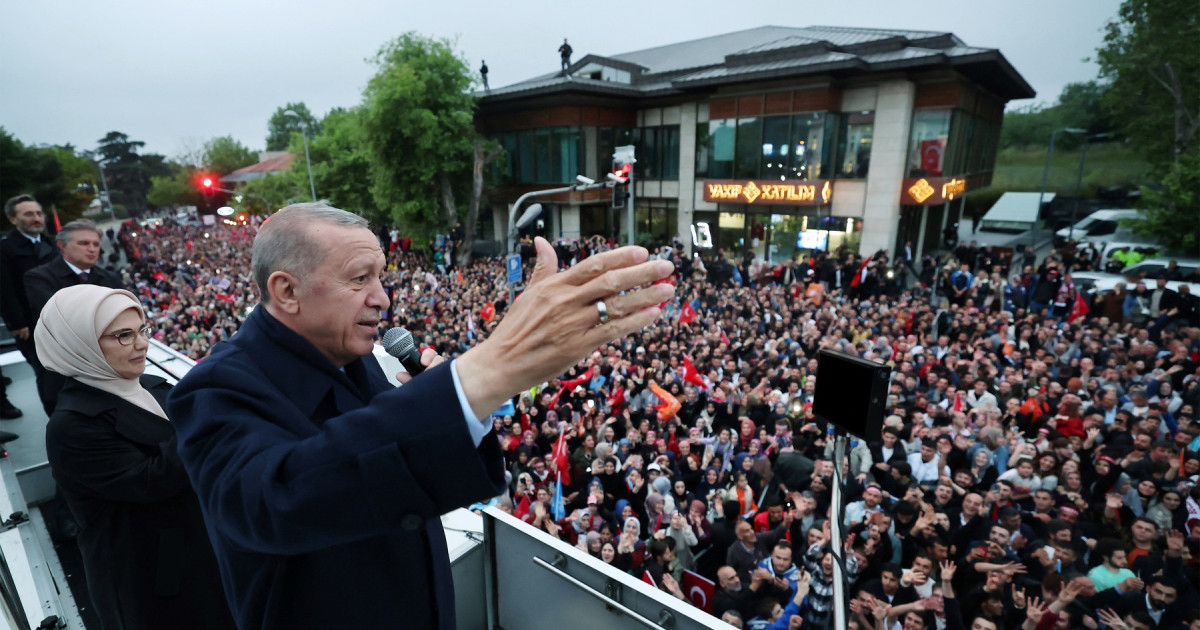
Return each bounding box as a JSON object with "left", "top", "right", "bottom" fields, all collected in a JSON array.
[{"left": 34, "top": 285, "right": 167, "bottom": 420}]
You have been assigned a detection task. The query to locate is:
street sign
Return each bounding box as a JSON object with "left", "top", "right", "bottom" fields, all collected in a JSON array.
[{"left": 506, "top": 254, "right": 522, "bottom": 285}]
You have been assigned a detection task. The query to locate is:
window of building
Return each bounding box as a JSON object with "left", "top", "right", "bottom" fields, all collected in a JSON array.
[
  {"left": 836, "top": 111, "right": 874, "bottom": 179},
  {"left": 633, "top": 200, "right": 678, "bottom": 246},
  {"left": 761, "top": 116, "right": 791, "bottom": 180},
  {"left": 733, "top": 117, "right": 763, "bottom": 179},
  {"left": 907, "top": 110, "right": 951, "bottom": 177},
  {"left": 702, "top": 114, "right": 832, "bottom": 181},
  {"left": 597, "top": 127, "right": 635, "bottom": 181},
  {"left": 789, "top": 113, "right": 830, "bottom": 180},
  {"left": 634, "top": 125, "right": 680, "bottom": 180},
  {"left": 495, "top": 126, "right": 584, "bottom": 184},
  {"left": 705, "top": 120, "right": 736, "bottom": 178}
]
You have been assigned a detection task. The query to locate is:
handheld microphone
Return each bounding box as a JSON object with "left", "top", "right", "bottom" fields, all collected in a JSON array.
[{"left": 382, "top": 327, "right": 425, "bottom": 375}]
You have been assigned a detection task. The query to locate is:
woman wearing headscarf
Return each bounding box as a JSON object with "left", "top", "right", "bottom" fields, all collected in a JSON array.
[{"left": 36, "top": 285, "right": 232, "bottom": 630}]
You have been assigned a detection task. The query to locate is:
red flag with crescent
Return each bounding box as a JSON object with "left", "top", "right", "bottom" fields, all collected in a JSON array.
[{"left": 682, "top": 570, "right": 715, "bottom": 612}]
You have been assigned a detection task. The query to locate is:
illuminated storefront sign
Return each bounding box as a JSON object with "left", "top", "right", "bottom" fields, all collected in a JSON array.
[
  {"left": 901, "top": 177, "right": 974, "bottom": 205},
  {"left": 703, "top": 180, "right": 832, "bottom": 205}
]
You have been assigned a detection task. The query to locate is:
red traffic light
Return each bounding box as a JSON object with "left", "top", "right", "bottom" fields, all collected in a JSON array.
[
  {"left": 608, "top": 162, "right": 632, "bottom": 184},
  {"left": 201, "top": 177, "right": 214, "bottom": 189}
]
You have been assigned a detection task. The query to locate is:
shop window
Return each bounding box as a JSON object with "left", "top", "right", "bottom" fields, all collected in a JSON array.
[{"left": 837, "top": 112, "right": 874, "bottom": 179}]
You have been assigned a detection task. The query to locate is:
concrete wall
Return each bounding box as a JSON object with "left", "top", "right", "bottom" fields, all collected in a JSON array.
[{"left": 859, "top": 79, "right": 915, "bottom": 256}]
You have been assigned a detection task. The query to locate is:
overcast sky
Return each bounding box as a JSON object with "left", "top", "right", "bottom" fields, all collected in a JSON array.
[{"left": 1, "top": 0, "right": 1120, "bottom": 160}]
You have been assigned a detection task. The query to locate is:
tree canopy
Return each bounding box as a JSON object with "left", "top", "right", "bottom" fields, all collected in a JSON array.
[
  {"left": 360, "top": 32, "right": 477, "bottom": 234},
  {"left": 266, "top": 102, "right": 321, "bottom": 152},
  {"left": 1096, "top": 0, "right": 1198, "bottom": 168},
  {"left": 0, "top": 128, "right": 99, "bottom": 225}
]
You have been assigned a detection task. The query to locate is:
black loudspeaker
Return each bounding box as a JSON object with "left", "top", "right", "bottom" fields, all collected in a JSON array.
[{"left": 812, "top": 349, "right": 892, "bottom": 439}]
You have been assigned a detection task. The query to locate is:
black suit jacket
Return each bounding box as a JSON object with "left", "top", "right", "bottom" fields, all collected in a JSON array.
[
  {"left": 45, "top": 377, "right": 233, "bottom": 630},
  {"left": 24, "top": 257, "right": 124, "bottom": 321},
  {"left": 0, "top": 230, "right": 57, "bottom": 329}
]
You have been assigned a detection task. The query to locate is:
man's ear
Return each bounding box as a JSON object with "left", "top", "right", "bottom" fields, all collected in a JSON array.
[{"left": 266, "top": 271, "right": 301, "bottom": 314}]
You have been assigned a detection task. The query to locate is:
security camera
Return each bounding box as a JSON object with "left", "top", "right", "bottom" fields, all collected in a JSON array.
[{"left": 576, "top": 175, "right": 595, "bottom": 185}]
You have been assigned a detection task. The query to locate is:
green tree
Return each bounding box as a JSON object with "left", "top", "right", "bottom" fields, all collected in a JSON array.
[
  {"left": 147, "top": 165, "right": 204, "bottom": 209},
  {"left": 94, "top": 131, "right": 169, "bottom": 217},
  {"left": 48, "top": 146, "right": 100, "bottom": 222},
  {"left": 1000, "top": 81, "right": 1112, "bottom": 150},
  {"left": 0, "top": 129, "right": 100, "bottom": 227},
  {"left": 203, "top": 135, "right": 257, "bottom": 176},
  {"left": 297, "top": 107, "right": 376, "bottom": 219},
  {"left": 266, "top": 102, "right": 321, "bottom": 152},
  {"left": 1125, "top": 153, "right": 1199, "bottom": 253},
  {"left": 360, "top": 32, "right": 499, "bottom": 264},
  {"left": 1096, "top": 0, "right": 1199, "bottom": 167}
]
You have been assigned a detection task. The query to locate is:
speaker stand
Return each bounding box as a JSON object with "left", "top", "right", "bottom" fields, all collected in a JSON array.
[{"left": 829, "top": 433, "right": 848, "bottom": 630}]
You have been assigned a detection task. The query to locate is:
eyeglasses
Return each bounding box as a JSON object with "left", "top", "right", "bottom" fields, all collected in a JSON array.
[{"left": 104, "top": 325, "right": 153, "bottom": 346}]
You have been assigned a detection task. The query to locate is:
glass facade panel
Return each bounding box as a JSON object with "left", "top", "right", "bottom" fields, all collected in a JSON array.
[
  {"left": 837, "top": 111, "right": 874, "bottom": 178},
  {"left": 907, "top": 109, "right": 951, "bottom": 177},
  {"left": 706, "top": 120, "right": 735, "bottom": 178},
  {"left": 695, "top": 122, "right": 710, "bottom": 177},
  {"left": 733, "top": 117, "right": 762, "bottom": 179},
  {"left": 761, "top": 116, "right": 791, "bottom": 180},
  {"left": 660, "top": 126, "right": 680, "bottom": 180},
  {"left": 790, "top": 113, "right": 829, "bottom": 180},
  {"left": 495, "top": 126, "right": 584, "bottom": 184}
]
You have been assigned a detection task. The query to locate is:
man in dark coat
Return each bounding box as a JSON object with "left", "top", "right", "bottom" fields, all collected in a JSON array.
[
  {"left": 26, "top": 219, "right": 124, "bottom": 412},
  {"left": 1, "top": 194, "right": 58, "bottom": 419},
  {"left": 167, "top": 203, "right": 674, "bottom": 630}
]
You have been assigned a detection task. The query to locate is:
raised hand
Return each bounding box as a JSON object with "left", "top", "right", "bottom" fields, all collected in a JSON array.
[
  {"left": 940, "top": 560, "right": 957, "bottom": 582},
  {"left": 1025, "top": 596, "right": 1046, "bottom": 623},
  {"left": 1012, "top": 584, "right": 1027, "bottom": 609},
  {"left": 1096, "top": 608, "right": 1130, "bottom": 630}
]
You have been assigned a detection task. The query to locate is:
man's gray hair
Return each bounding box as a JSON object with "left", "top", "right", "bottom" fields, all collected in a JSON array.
[
  {"left": 56, "top": 219, "right": 101, "bottom": 243},
  {"left": 252, "top": 203, "right": 370, "bottom": 304}
]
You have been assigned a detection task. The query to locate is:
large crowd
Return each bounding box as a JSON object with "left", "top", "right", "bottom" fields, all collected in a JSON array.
[{"left": 109, "top": 217, "right": 1199, "bottom": 630}]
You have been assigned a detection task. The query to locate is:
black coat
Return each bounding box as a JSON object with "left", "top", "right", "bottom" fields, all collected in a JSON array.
[
  {"left": 24, "top": 256, "right": 124, "bottom": 321},
  {"left": 45, "top": 377, "right": 233, "bottom": 630},
  {"left": 0, "top": 230, "right": 57, "bottom": 330}
]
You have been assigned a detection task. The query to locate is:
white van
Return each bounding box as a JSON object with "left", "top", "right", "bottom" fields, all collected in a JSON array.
[{"left": 1054, "top": 209, "right": 1139, "bottom": 245}]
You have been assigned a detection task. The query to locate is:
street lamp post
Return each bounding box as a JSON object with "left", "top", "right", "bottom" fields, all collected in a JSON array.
[
  {"left": 96, "top": 161, "right": 115, "bottom": 219},
  {"left": 1068, "top": 133, "right": 1113, "bottom": 242},
  {"left": 283, "top": 109, "right": 317, "bottom": 202},
  {"left": 1032, "top": 128, "right": 1086, "bottom": 249}
]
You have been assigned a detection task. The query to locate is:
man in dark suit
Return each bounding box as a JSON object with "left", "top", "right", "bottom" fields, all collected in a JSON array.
[
  {"left": 1, "top": 194, "right": 58, "bottom": 423},
  {"left": 1113, "top": 576, "right": 1188, "bottom": 628},
  {"left": 24, "top": 219, "right": 123, "bottom": 415},
  {"left": 167, "top": 203, "right": 674, "bottom": 629}
]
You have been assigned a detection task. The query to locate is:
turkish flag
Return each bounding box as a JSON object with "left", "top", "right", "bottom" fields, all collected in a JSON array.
[
  {"left": 719, "top": 328, "right": 730, "bottom": 346},
  {"left": 921, "top": 139, "right": 945, "bottom": 175},
  {"left": 679, "top": 301, "right": 698, "bottom": 324},
  {"left": 641, "top": 571, "right": 657, "bottom": 589},
  {"left": 480, "top": 302, "right": 496, "bottom": 323},
  {"left": 682, "top": 570, "right": 715, "bottom": 612},
  {"left": 681, "top": 355, "right": 707, "bottom": 390},
  {"left": 215, "top": 293, "right": 236, "bottom": 304},
  {"left": 552, "top": 428, "right": 571, "bottom": 487},
  {"left": 1067, "top": 292, "right": 1090, "bottom": 323}
]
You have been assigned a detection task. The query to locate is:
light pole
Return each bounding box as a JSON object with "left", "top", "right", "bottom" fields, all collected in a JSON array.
[
  {"left": 283, "top": 109, "right": 317, "bottom": 202},
  {"left": 1032, "top": 128, "right": 1085, "bottom": 249},
  {"left": 97, "top": 161, "right": 115, "bottom": 219},
  {"left": 1068, "top": 133, "right": 1113, "bottom": 242}
]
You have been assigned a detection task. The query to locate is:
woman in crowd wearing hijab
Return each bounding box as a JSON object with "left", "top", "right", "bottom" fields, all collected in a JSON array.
[{"left": 36, "top": 286, "right": 232, "bottom": 630}]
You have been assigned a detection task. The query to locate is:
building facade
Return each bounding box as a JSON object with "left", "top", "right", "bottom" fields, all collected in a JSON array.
[{"left": 477, "top": 26, "right": 1033, "bottom": 261}]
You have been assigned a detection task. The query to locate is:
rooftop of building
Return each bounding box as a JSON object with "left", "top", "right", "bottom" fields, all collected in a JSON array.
[{"left": 480, "top": 25, "right": 1034, "bottom": 105}]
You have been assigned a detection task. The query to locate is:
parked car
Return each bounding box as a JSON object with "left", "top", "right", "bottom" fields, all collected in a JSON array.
[
  {"left": 1054, "top": 209, "right": 1139, "bottom": 246},
  {"left": 1119, "top": 258, "right": 1200, "bottom": 281}
]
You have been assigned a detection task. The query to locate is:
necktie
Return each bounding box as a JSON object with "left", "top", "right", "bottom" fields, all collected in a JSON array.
[{"left": 78, "top": 271, "right": 90, "bottom": 282}]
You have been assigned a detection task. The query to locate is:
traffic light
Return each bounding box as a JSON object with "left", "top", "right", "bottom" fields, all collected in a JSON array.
[
  {"left": 609, "top": 160, "right": 632, "bottom": 209},
  {"left": 198, "top": 175, "right": 217, "bottom": 197}
]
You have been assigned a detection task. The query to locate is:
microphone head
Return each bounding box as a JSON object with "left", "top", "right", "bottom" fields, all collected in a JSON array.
[{"left": 382, "top": 327, "right": 415, "bottom": 358}]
